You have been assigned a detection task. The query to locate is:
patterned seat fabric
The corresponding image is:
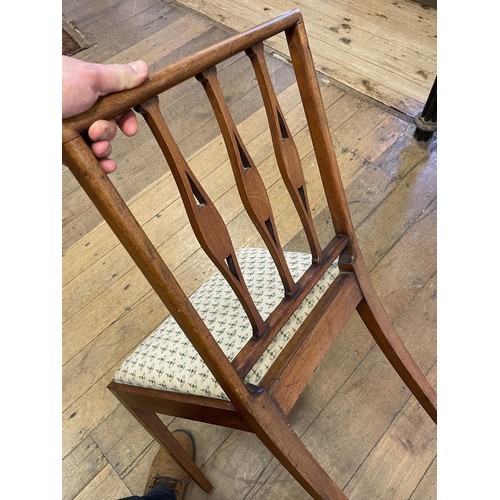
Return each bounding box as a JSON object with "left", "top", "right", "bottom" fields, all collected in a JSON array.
[{"left": 114, "top": 248, "right": 340, "bottom": 400}]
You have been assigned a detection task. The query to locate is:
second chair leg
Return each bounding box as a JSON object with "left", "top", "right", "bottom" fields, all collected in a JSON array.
[
  {"left": 244, "top": 391, "right": 348, "bottom": 500},
  {"left": 341, "top": 250, "right": 437, "bottom": 423},
  {"left": 356, "top": 292, "right": 437, "bottom": 423},
  {"left": 128, "top": 407, "right": 213, "bottom": 492}
]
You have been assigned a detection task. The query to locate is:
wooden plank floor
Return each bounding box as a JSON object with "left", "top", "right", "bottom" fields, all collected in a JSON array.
[
  {"left": 62, "top": 1, "right": 437, "bottom": 498},
  {"left": 175, "top": 0, "right": 437, "bottom": 116}
]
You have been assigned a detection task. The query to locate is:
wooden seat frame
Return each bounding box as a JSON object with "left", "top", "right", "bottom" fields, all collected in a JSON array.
[{"left": 62, "top": 10, "right": 436, "bottom": 499}]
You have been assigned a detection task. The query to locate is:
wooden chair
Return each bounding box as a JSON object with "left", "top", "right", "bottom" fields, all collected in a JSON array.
[{"left": 62, "top": 10, "right": 436, "bottom": 499}]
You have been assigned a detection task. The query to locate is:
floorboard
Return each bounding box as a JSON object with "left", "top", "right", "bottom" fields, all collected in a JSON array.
[
  {"left": 62, "top": 1, "right": 437, "bottom": 498},
  {"left": 174, "top": 0, "right": 436, "bottom": 115}
]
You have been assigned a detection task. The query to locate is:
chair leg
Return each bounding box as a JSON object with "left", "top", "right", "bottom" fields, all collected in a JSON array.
[
  {"left": 244, "top": 391, "right": 347, "bottom": 500},
  {"left": 355, "top": 283, "right": 437, "bottom": 423},
  {"left": 128, "top": 407, "right": 213, "bottom": 493},
  {"left": 342, "top": 251, "right": 437, "bottom": 422}
]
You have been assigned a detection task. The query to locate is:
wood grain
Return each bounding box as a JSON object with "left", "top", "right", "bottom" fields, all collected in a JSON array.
[{"left": 175, "top": 0, "right": 436, "bottom": 115}]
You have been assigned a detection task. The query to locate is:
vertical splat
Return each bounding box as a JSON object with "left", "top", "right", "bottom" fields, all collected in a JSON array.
[
  {"left": 135, "top": 96, "right": 265, "bottom": 336},
  {"left": 246, "top": 43, "right": 322, "bottom": 263},
  {"left": 197, "top": 67, "right": 297, "bottom": 298}
]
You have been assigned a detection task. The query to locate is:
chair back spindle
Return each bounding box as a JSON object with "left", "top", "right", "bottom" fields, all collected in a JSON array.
[
  {"left": 246, "top": 43, "right": 322, "bottom": 264},
  {"left": 197, "top": 66, "right": 297, "bottom": 299},
  {"left": 135, "top": 96, "right": 266, "bottom": 336}
]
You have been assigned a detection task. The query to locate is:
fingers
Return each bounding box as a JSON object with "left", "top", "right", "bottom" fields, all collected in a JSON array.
[
  {"left": 88, "top": 119, "right": 118, "bottom": 142},
  {"left": 63, "top": 57, "right": 148, "bottom": 118},
  {"left": 87, "top": 119, "right": 117, "bottom": 173},
  {"left": 116, "top": 110, "right": 140, "bottom": 137},
  {"left": 90, "top": 140, "right": 112, "bottom": 158},
  {"left": 97, "top": 158, "right": 118, "bottom": 174},
  {"left": 63, "top": 56, "right": 149, "bottom": 174},
  {"left": 94, "top": 60, "right": 149, "bottom": 97},
  {"left": 87, "top": 113, "right": 139, "bottom": 174}
]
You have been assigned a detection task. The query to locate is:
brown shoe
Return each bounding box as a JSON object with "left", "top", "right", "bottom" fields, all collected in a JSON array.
[{"left": 144, "top": 430, "right": 196, "bottom": 499}]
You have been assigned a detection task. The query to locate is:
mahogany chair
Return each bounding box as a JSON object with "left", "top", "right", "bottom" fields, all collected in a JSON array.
[{"left": 62, "top": 10, "right": 436, "bottom": 499}]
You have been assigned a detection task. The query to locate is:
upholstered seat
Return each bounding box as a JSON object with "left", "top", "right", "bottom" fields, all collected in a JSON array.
[{"left": 114, "top": 248, "right": 340, "bottom": 400}]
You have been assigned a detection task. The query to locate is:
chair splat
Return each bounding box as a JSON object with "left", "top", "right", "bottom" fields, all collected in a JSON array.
[
  {"left": 135, "top": 96, "right": 266, "bottom": 336},
  {"left": 197, "top": 66, "right": 297, "bottom": 298},
  {"left": 246, "top": 43, "right": 322, "bottom": 264}
]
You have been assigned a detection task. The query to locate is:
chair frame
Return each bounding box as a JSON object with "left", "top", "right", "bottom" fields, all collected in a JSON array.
[{"left": 62, "top": 10, "right": 436, "bottom": 499}]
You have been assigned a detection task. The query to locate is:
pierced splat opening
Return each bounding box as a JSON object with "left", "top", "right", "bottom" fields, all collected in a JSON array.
[
  {"left": 225, "top": 254, "right": 240, "bottom": 281},
  {"left": 186, "top": 172, "right": 207, "bottom": 209},
  {"left": 277, "top": 109, "right": 289, "bottom": 140},
  {"left": 265, "top": 217, "right": 278, "bottom": 245},
  {"left": 235, "top": 135, "right": 252, "bottom": 171},
  {"left": 297, "top": 185, "right": 308, "bottom": 213}
]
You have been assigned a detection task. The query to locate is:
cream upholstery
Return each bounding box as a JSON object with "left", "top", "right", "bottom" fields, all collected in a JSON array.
[{"left": 114, "top": 248, "right": 340, "bottom": 400}]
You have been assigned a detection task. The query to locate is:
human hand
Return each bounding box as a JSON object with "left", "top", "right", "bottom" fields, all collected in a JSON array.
[{"left": 62, "top": 56, "right": 149, "bottom": 173}]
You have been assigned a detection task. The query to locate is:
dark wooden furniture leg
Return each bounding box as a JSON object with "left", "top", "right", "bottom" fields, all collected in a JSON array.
[{"left": 414, "top": 77, "right": 437, "bottom": 142}]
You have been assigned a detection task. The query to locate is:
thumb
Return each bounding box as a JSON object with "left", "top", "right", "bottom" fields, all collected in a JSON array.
[{"left": 94, "top": 60, "right": 149, "bottom": 97}]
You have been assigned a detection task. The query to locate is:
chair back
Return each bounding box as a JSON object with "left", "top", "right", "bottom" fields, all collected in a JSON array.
[{"left": 62, "top": 9, "right": 355, "bottom": 404}]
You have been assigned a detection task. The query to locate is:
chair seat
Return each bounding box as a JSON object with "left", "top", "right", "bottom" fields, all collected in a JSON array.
[{"left": 113, "top": 247, "right": 340, "bottom": 400}]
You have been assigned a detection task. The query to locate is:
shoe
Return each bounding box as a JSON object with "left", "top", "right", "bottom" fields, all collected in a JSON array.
[{"left": 144, "top": 429, "right": 196, "bottom": 499}]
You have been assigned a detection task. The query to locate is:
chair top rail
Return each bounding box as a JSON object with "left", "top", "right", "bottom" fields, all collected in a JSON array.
[{"left": 62, "top": 9, "right": 302, "bottom": 143}]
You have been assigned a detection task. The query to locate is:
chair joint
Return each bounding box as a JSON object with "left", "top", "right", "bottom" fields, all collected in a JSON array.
[
  {"left": 245, "top": 382, "right": 264, "bottom": 394},
  {"left": 339, "top": 247, "right": 356, "bottom": 271}
]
